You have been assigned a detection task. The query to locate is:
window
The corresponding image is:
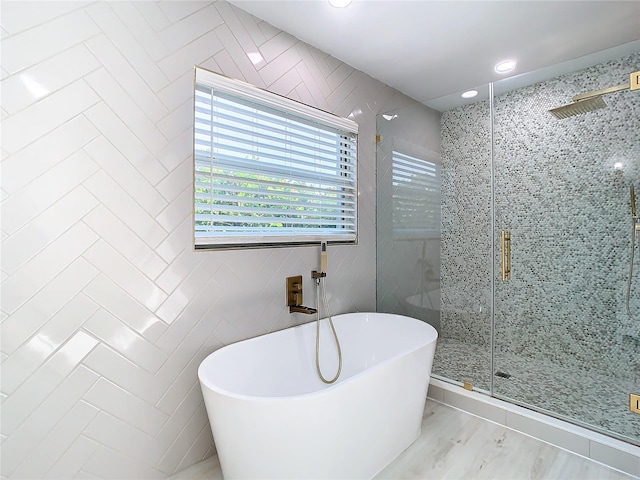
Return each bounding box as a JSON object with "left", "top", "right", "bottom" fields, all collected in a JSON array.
[
  {"left": 392, "top": 150, "right": 441, "bottom": 237},
  {"left": 193, "top": 68, "right": 358, "bottom": 249}
]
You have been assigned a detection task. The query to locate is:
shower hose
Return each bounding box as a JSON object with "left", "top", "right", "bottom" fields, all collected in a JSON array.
[
  {"left": 627, "top": 221, "right": 639, "bottom": 320},
  {"left": 315, "top": 277, "right": 342, "bottom": 384}
]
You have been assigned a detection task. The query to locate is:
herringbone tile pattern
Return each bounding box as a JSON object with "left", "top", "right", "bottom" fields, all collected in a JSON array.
[{"left": 0, "top": 1, "right": 416, "bottom": 478}]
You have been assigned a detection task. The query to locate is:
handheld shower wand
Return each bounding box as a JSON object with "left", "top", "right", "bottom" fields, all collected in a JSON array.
[
  {"left": 320, "top": 241, "right": 327, "bottom": 274},
  {"left": 627, "top": 185, "right": 639, "bottom": 319},
  {"left": 313, "top": 241, "right": 328, "bottom": 282},
  {"left": 312, "top": 241, "right": 342, "bottom": 384}
]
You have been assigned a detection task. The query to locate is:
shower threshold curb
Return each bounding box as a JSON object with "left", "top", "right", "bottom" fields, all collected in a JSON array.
[{"left": 428, "top": 378, "right": 640, "bottom": 478}]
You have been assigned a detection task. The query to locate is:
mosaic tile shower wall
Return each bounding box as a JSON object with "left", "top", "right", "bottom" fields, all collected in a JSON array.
[
  {"left": 440, "top": 53, "right": 640, "bottom": 443},
  {"left": 439, "top": 99, "right": 492, "bottom": 389},
  {"left": 492, "top": 53, "right": 640, "bottom": 376}
]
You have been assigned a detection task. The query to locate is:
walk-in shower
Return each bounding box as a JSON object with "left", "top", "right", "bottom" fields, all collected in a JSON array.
[{"left": 376, "top": 50, "right": 640, "bottom": 447}]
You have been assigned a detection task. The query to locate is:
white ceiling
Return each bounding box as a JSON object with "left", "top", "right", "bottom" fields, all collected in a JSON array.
[{"left": 228, "top": 0, "right": 640, "bottom": 111}]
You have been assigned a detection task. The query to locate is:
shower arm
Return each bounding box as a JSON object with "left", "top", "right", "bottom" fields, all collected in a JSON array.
[
  {"left": 567, "top": 71, "right": 639, "bottom": 103},
  {"left": 572, "top": 83, "right": 629, "bottom": 102}
]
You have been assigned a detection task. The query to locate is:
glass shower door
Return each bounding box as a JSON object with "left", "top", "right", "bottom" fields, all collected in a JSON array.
[
  {"left": 491, "top": 53, "right": 640, "bottom": 445},
  {"left": 376, "top": 104, "right": 443, "bottom": 333}
]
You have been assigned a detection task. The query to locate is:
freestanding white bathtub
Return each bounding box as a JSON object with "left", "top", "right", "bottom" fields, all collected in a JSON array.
[{"left": 198, "top": 312, "right": 438, "bottom": 480}]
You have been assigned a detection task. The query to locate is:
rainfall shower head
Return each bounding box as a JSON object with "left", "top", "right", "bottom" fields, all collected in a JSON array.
[
  {"left": 548, "top": 96, "right": 607, "bottom": 119},
  {"left": 548, "top": 70, "right": 640, "bottom": 120}
]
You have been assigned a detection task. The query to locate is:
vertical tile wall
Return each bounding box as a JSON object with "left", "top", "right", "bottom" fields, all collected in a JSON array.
[{"left": 0, "top": 2, "right": 419, "bottom": 478}]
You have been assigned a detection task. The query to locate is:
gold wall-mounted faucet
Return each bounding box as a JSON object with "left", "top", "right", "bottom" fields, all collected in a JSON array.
[{"left": 286, "top": 275, "right": 318, "bottom": 314}]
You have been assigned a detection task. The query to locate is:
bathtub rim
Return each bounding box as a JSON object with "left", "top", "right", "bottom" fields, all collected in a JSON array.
[{"left": 198, "top": 311, "right": 437, "bottom": 403}]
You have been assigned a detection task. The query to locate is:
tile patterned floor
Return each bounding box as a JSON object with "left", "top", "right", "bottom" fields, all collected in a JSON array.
[
  {"left": 433, "top": 338, "right": 640, "bottom": 444},
  {"left": 169, "top": 401, "right": 635, "bottom": 480}
]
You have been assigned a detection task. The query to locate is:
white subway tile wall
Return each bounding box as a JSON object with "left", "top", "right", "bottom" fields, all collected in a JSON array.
[{"left": 0, "top": 1, "right": 418, "bottom": 478}]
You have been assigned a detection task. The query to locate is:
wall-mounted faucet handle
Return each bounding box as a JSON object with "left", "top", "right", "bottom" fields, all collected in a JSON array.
[
  {"left": 286, "top": 275, "right": 317, "bottom": 314},
  {"left": 287, "top": 275, "right": 303, "bottom": 306}
]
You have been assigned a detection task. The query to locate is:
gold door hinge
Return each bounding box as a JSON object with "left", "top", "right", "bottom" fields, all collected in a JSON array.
[{"left": 375, "top": 134, "right": 381, "bottom": 143}]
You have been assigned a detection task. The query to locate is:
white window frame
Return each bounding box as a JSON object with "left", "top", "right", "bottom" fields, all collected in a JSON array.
[{"left": 193, "top": 67, "right": 358, "bottom": 250}]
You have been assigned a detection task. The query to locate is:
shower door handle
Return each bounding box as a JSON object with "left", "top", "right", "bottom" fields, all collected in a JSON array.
[{"left": 501, "top": 230, "right": 511, "bottom": 281}]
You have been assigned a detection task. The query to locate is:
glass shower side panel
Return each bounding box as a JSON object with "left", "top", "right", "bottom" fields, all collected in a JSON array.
[
  {"left": 376, "top": 103, "right": 442, "bottom": 332},
  {"left": 492, "top": 52, "right": 640, "bottom": 445},
  {"left": 436, "top": 91, "right": 493, "bottom": 391}
]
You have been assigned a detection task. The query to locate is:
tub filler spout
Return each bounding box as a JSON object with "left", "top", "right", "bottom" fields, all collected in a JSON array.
[{"left": 289, "top": 305, "right": 318, "bottom": 315}]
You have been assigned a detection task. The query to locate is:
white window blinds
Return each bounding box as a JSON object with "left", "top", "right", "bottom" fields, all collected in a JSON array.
[
  {"left": 194, "top": 68, "right": 358, "bottom": 249},
  {"left": 392, "top": 150, "right": 441, "bottom": 236}
]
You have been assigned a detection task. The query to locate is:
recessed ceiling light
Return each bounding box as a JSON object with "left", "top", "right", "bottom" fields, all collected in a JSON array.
[
  {"left": 495, "top": 59, "right": 517, "bottom": 74},
  {"left": 461, "top": 90, "right": 478, "bottom": 99},
  {"left": 329, "top": 0, "right": 352, "bottom": 7}
]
